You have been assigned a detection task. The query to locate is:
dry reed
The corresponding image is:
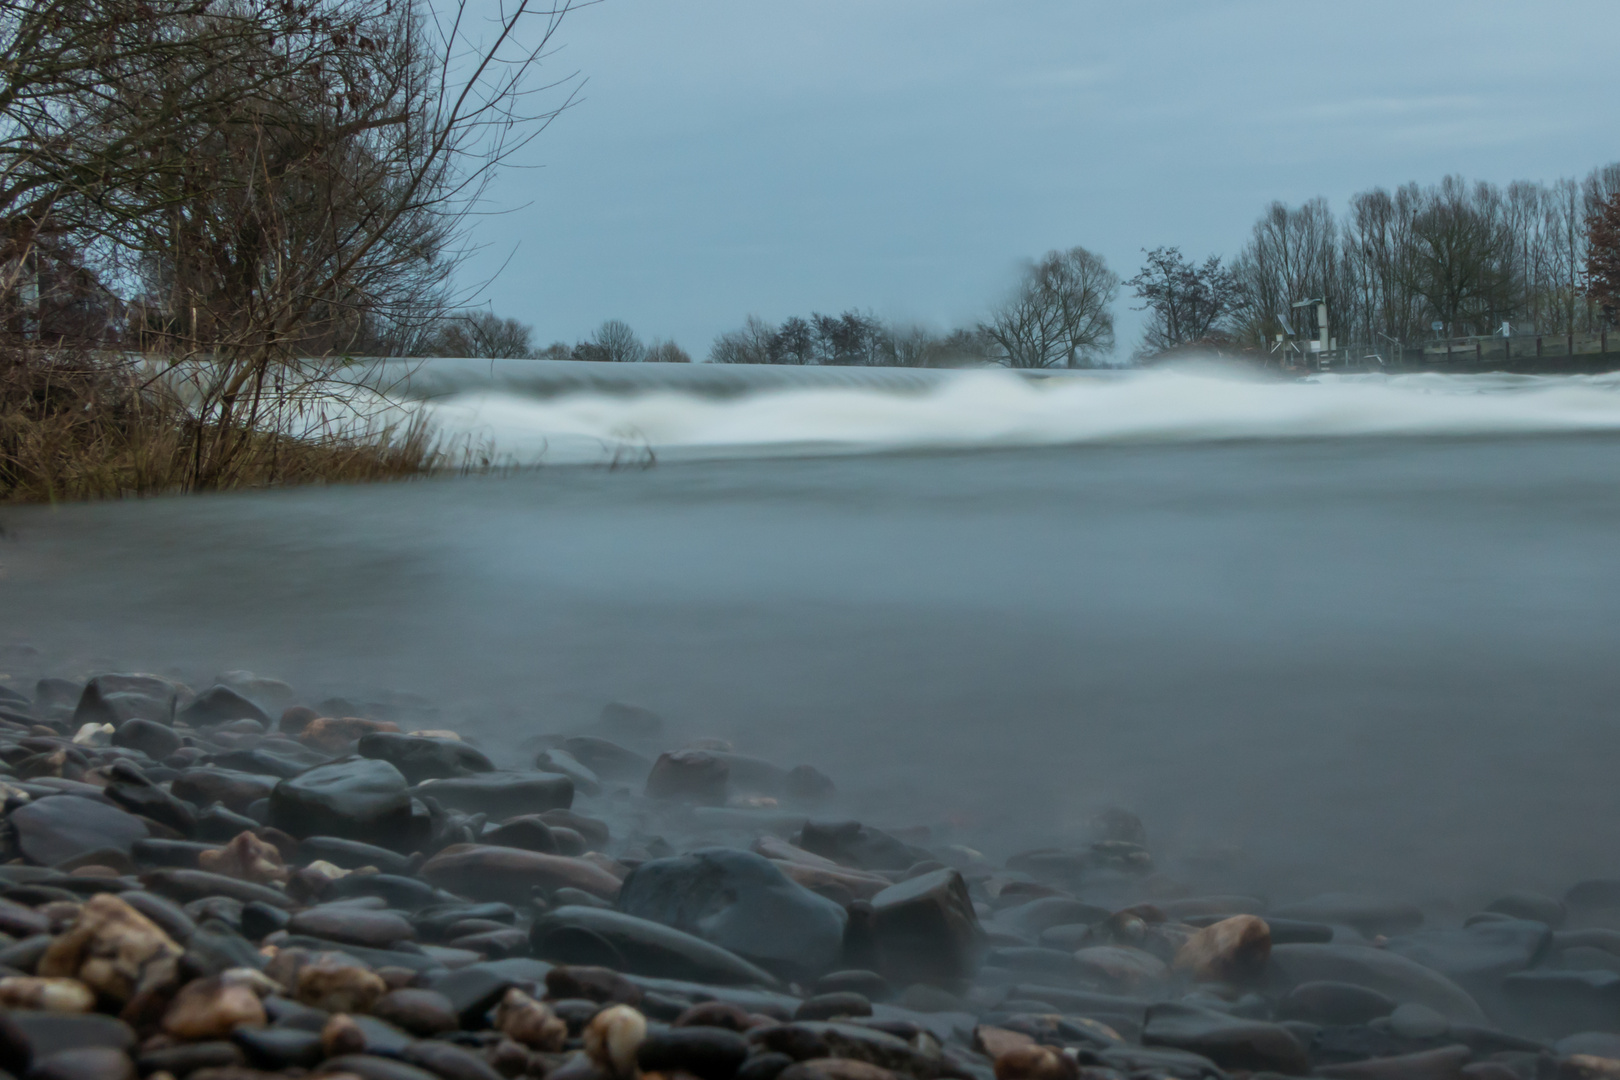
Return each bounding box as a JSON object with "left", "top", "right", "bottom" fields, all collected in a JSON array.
[{"left": 0, "top": 348, "right": 442, "bottom": 503}]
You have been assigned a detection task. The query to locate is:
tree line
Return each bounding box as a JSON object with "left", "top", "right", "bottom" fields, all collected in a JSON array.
[{"left": 529, "top": 162, "right": 1620, "bottom": 367}]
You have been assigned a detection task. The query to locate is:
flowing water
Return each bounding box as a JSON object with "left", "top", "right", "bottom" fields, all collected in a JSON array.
[{"left": 7, "top": 362, "right": 1620, "bottom": 914}]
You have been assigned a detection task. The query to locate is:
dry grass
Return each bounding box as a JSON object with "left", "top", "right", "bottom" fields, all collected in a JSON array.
[{"left": 0, "top": 348, "right": 443, "bottom": 503}]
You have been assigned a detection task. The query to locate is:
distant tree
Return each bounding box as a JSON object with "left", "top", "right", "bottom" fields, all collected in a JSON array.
[
  {"left": 582, "top": 319, "right": 644, "bottom": 363},
  {"left": 810, "top": 310, "right": 886, "bottom": 365},
  {"left": 426, "top": 311, "right": 535, "bottom": 358},
  {"left": 1127, "top": 247, "right": 1240, "bottom": 356},
  {"left": 644, "top": 339, "right": 692, "bottom": 363},
  {"left": 982, "top": 246, "right": 1118, "bottom": 368},
  {"left": 709, "top": 315, "right": 776, "bottom": 364},
  {"left": 769, "top": 316, "right": 816, "bottom": 365},
  {"left": 1586, "top": 189, "right": 1620, "bottom": 325},
  {"left": 1401, "top": 177, "right": 1515, "bottom": 335},
  {"left": 535, "top": 342, "right": 573, "bottom": 362}
]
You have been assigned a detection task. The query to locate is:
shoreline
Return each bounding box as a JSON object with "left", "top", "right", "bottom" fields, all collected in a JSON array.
[{"left": 0, "top": 670, "right": 1618, "bottom": 1080}]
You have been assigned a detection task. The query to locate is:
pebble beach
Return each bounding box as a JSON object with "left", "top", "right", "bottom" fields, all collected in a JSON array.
[{"left": 2, "top": 669, "right": 1620, "bottom": 1080}]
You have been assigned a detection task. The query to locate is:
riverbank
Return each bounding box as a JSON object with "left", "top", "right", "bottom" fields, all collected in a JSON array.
[
  {"left": 1, "top": 668, "right": 1619, "bottom": 1080},
  {"left": 0, "top": 353, "right": 440, "bottom": 504}
]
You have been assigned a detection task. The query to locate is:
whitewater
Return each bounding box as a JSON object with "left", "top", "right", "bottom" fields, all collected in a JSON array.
[{"left": 368, "top": 359, "right": 1620, "bottom": 465}]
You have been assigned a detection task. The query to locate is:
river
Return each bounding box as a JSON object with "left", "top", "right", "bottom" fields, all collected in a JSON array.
[{"left": 5, "top": 364, "right": 1620, "bottom": 914}]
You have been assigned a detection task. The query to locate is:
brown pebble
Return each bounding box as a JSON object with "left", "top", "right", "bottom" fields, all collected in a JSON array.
[
  {"left": 1172, "top": 914, "right": 1271, "bottom": 984},
  {"left": 545, "top": 966, "right": 643, "bottom": 1006},
  {"left": 993, "top": 1046, "right": 1077, "bottom": 1080},
  {"left": 494, "top": 988, "right": 569, "bottom": 1051},
  {"left": 296, "top": 954, "right": 387, "bottom": 1013},
  {"left": 38, "top": 893, "right": 184, "bottom": 1005},
  {"left": 321, "top": 1013, "right": 366, "bottom": 1057},
  {"left": 489, "top": 1038, "right": 531, "bottom": 1078},
  {"left": 672, "top": 1002, "right": 753, "bottom": 1030},
  {"left": 162, "top": 975, "right": 268, "bottom": 1040}
]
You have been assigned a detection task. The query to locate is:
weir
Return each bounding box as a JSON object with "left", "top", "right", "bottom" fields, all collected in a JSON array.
[{"left": 360, "top": 356, "right": 1097, "bottom": 401}]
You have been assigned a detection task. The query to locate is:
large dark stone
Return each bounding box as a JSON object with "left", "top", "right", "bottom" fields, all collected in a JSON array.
[
  {"left": 358, "top": 732, "right": 494, "bottom": 785},
  {"left": 429, "top": 964, "right": 531, "bottom": 1027},
  {"left": 482, "top": 816, "right": 559, "bottom": 854},
  {"left": 530, "top": 906, "right": 780, "bottom": 986},
  {"left": 1485, "top": 891, "right": 1565, "bottom": 929},
  {"left": 141, "top": 868, "right": 297, "bottom": 909},
  {"left": 130, "top": 839, "right": 221, "bottom": 870},
  {"left": 645, "top": 751, "right": 731, "bottom": 805},
  {"left": 638, "top": 1027, "right": 750, "bottom": 1080},
  {"left": 269, "top": 758, "right": 417, "bottom": 850},
  {"left": 210, "top": 748, "right": 321, "bottom": 780},
  {"left": 1142, "top": 1003, "right": 1309, "bottom": 1075},
  {"left": 323, "top": 873, "right": 448, "bottom": 911},
  {"left": 73, "top": 680, "right": 173, "bottom": 728},
  {"left": 104, "top": 783, "right": 196, "bottom": 837},
  {"left": 193, "top": 804, "right": 265, "bottom": 843},
  {"left": 372, "top": 989, "right": 458, "bottom": 1036},
  {"left": 619, "top": 848, "right": 847, "bottom": 981},
  {"left": 136, "top": 1041, "right": 244, "bottom": 1077},
  {"left": 1275, "top": 981, "right": 1398, "bottom": 1025},
  {"left": 299, "top": 836, "right": 415, "bottom": 874},
  {"left": 10, "top": 796, "right": 148, "bottom": 866},
  {"left": 182, "top": 922, "right": 267, "bottom": 978},
  {"left": 1267, "top": 943, "right": 1485, "bottom": 1024},
  {"left": 1382, "top": 919, "right": 1552, "bottom": 994},
  {"left": 109, "top": 719, "right": 182, "bottom": 761},
  {"left": 232, "top": 1028, "right": 325, "bottom": 1070},
  {"left": 559, "top": 736, "right": 651, "bottom": 781},
  {"left": 796, "top": 822, "right": 931, "bottom": 872},
  {"left": 289, "top": 905, "right": 416, "bottom": 948},
  {"left": 1501, "top": 970, "right": 1620, "bottom": 1038},
  {"left": 0, "top": 1012, "right": 136, "bottom": 1072},
  {"left": 411, "top": 772, "right": 573, "bottom": 818},
  {"left": 533, "top": 750, "right": 603, "bottom": 796},
  {"left": 321, "top": 1054, "right": 442, "bottom": 1080},
  {"left": 403, "top": 1041, "right": 507, "bottom": 1080},
  {"left": 418, "top": 846, "right": 622, "bottom": 905},
  {"left": 868, "top": 869, "right": 983, "bottom": 987},
  {"left": 171, "top": 768, "right": 280, "bottom": 814},
  {"left": 27, "top": 1047, "right": 136, "bottom": 1080},
  {"left": 178, "top": 686, "right": 270, "bottom": 728}
]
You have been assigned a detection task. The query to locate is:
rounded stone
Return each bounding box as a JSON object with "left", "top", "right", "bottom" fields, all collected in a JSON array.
[
  {"left": 373, "top": 989, "right": 459, "bottom": 1036},
  {"left": 794, "top": 992, "right": 872, "bottom": 1021},
  {"left": 1388, "top": 1002, "right": 1450, "bottom": 1039},
  {"left": 268, "top": 758, "right": 416, "bottom": 849}
]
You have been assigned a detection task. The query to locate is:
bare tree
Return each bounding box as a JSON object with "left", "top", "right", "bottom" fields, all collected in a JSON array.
[
  {"left": 1229, "top": 198, "right": 1348, "bottom": 346},
  {"left": 981, "top": 245, "right": 1118, "bottom": 368},
  {"left": 581, "top": 319, "right": 643, "bottom": 363},
  {"left": 644, "top": 339, "right": 691, "bottom": 363},
  {"left": 1127, "top": 247, "right": 1239, "bottom": 356},
  {"left": 425, "top": 311, "right": 535, "bottom": 358},
  {"left": 0, "top": 0, "right": 588, "bottom": 487},
  {"left": 709, "top": 315, "right": 775, "bottom": 364}
]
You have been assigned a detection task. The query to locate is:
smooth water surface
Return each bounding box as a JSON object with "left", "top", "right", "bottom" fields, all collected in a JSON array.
[{"left": 6, "top": 430, "right": 1620, "bottom": 912}]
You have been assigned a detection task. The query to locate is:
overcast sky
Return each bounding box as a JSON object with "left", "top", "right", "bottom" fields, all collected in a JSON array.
[{"left": 460, "top": 1, "right": 1616, "bottom": 358}]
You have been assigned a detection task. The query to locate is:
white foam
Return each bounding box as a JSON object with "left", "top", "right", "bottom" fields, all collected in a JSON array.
[{"left": 413, "top": 365, "right": 1620, "bottom": 465}]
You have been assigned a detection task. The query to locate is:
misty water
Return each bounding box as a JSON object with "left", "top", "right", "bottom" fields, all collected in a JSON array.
[{"left": 7, "top": 366, "right": 1620, "bottom": 919}]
